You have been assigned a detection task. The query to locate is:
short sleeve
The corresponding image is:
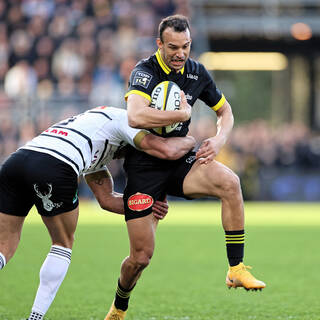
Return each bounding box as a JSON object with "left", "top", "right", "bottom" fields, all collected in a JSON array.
[
  {"left": 125, "top": 63, "right": 160, "bottom": 102},
  {"left": 199, "top": 65, "right": 226, "bottom": 111},
  {"left": 117, "top": 112, "right": 149, "bottom": 150}
]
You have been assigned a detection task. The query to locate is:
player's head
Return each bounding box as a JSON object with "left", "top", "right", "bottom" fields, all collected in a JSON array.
[{"left": 157, "top": 15, "right": 192, "bottom": 73}]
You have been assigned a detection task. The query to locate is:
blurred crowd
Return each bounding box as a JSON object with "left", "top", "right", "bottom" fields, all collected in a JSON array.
[
  {"left": 0, "top": 0, "right": 190, "bottom": 105},
  {"left": 1, "top": 0, "right": 320, "bottom": 201}
]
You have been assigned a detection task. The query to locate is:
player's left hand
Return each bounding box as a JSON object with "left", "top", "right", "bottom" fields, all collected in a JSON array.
[
  {"left": 152, "top": 198, "right": 169, "bottom": 220},
  {"left": 196, "top": 137, "right": 223, "bottom": 164}
]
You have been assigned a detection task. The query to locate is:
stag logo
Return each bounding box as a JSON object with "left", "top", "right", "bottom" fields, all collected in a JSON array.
[{"left": 33, "top": 183, "right": 63, "bottom": 212}]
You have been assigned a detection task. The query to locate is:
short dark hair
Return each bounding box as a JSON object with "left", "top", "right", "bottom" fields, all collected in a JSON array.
[{"left": 158, "top": 15, "right": 190, "bottom": 42}]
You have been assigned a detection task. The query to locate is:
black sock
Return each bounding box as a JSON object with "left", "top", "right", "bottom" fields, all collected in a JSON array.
[
  {"left": 114, "top": 279, "right": 134, "bottom": 311},
  {"left": 225, "top": 230, "right": 244, "bottom": 266}
]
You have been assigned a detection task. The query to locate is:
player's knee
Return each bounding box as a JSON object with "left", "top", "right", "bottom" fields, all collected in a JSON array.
[
  {"left": 220, "top": 172, "right": 242, "bottom": 199},
  {"left": 132, "top": 249, "right": 153, "bottom": 271}
]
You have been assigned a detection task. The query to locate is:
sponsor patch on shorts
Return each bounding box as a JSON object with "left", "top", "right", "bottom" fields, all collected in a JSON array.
[
  {"left": 186, "top": 155, "right": 196, "bottom": 164},
  {"left": 132, "top": 71, "right": 152, "bottom": 89},
  {"left": 127, "top": 192, "right": 154, "bottom": 211}
]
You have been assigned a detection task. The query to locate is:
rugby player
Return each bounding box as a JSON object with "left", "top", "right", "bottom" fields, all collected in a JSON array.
[
  {"left": 105, "top": 15, "right": 266, "bottom": 320},
  {"left": 0, "top": 104, "right": 194, "bottom": 320}
]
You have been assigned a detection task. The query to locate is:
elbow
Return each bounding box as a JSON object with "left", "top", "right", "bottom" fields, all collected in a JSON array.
[
  {"left": 128, "top": 111, "right": 146, "bottom": 128},
  {"left": 128, "top": 116, "right": 140, "bottom": 128}
]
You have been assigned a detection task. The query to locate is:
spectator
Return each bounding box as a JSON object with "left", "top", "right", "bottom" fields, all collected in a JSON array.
[{"left": 4, "top": 60, "right": 37, "bottom": 98}]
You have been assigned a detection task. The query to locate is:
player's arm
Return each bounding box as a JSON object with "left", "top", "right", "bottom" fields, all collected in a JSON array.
[
  {"left": 127, "top": 91, "right": 191, "bottom": 129},
  {"left": 84, "top": 169, "right": 124, "bottom": 214},
  {"left": 85, "top": 168, "right": 169, "bottom": 218},
  {"left": 196, "top": 99, "right": 234, "bottom": 164},
  {"left": 137, "top": 133, "right": 196, "bottom": 160}
]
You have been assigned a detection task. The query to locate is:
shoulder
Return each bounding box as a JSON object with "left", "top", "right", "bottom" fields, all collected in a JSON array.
[
  {"left": 133, "top": 54, "right": 158, "bottom": 73},
  {"left": 185, "top": 57, "right": 207, "bottom": 75}
]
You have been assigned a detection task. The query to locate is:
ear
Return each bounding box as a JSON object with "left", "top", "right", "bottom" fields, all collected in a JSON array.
[{"left": 156, "top": 38, "right": 162, "bottom": 49}]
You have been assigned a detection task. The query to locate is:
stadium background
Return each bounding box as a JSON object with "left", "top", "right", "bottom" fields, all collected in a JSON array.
[{"left": 1, "top": 0, "right": 320, "bottom": 202}]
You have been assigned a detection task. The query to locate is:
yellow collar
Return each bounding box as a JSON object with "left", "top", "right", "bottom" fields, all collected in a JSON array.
[{"left": 156, "top": 49, "right": 185, "bottom": 75}]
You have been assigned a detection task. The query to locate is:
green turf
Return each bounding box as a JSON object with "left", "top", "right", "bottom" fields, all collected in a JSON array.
[{"left": 1, "top": 201, "right": 320, "bottom": 320}]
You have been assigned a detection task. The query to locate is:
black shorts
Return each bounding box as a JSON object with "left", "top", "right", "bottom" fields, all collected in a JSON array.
[
  {"left": 0, "top": 149, "right": 79, "bottom": 217},
  {"left": 123, "top": 150, "right": 196, "bottom": 221}
]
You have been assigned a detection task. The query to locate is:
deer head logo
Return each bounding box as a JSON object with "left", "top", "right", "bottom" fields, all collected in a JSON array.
[{"left": 33, "top": 183, "right": 63, "bottom": 212}]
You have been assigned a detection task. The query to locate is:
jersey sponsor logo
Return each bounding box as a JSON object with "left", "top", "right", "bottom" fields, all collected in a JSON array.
[
  {"left": 132, "top": 71, "right": 153, "bottom": 88},
  {"left": 127, "top": 192, "right": 154, "bottom": 211},
  {"left": 45, "top": 128, "right": 68, "bottom": 136},
  {"left": 187, "top": 73, "right": 198, "bottom": 80},
  {"left": 33, "top": 183, "right": 63, "bottom": 212},
  {"left": 185, "top": 93, "right": 193, "bottom": 101}
]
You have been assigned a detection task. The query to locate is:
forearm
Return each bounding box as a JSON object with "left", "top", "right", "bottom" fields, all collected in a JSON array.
[
  {"left": 139, "top": 134, "right": 195, "bottom": 160},
  {"left": 127, "top": 93, "right": 190, "bottom": 129},
  {"left": 163, "top": 136, "right": 196, "bottom": 159},
  {"left": 103, "top": 192, "right": 125, "bottom": 215},
  {"left": 129, "top": 106, "right": 187, "bottom": 129},
  {"left": 85, "top": 169, "right": 124, "bottom": 215},
  {"left": 215, "top": 102, "right": 234, "bottom": 145}
]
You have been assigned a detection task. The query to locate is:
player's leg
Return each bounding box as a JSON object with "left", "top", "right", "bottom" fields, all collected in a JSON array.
[
  {"left": 105, "top": 214, "right": 157, "bottom": 320},
  {"left": 183, "top": 160, "right": 244, "bottom": 230},
  {"left": 28, "top": 207, "right": 79, "bottom": 320},
  {"left": 182, "top": 159, "right": 265, "bottom": 290},
  {"left": 0, "top": 213, "right": 25, "bottom": 269},
  {"left": 26, "top": 152, "right": 79, "bottom": 319},
  {"left": 0, "top": 149, "right": 33, "bottom": 269},
  {"left": 104, "top": 160, "right": 171, "bottom": 319}
]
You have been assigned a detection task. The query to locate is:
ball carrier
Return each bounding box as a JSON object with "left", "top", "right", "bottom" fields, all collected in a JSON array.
[{"left": 105, "top": 14, "right": 266, "bottom": 320}]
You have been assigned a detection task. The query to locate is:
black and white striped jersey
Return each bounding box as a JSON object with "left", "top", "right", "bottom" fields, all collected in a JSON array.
[{"left": 21, "top": 106, "right": 146, "bottom": 176}]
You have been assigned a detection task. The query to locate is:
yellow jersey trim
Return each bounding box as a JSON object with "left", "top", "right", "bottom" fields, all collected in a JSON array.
[
  {"left": 211, "top": 94, "right": 226, "bottom": 111},
  {"left": 155, "top": 50, "right": 185, "bottom": 75},
  {"left": 125, "top": 90, "right": 151, "bottom": 102},
  {"left": 133, "top": 131, "right": 150, "bottom": 149}
]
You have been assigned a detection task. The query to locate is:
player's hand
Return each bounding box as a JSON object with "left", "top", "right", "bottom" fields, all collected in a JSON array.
[
  {"left": 152, "top": 198, "right": 169, "bottom": 220},
  {"left": 179, "top": 91, "right": 192, "bottom": 121},
  {"left": 196, "top": 137, "right": 223, "bottom": 164}
]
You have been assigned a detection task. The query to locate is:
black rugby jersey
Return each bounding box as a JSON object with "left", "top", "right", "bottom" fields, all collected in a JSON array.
[{"left": 125, "top": 49, "right": 226, "bottom": 137}]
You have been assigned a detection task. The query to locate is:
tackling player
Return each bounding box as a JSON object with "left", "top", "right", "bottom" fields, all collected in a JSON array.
[
  {"left": 105, "top": 14, "right": 266, "bottom": 320},
  {"left": 0, "top": 104, "right": 194, "bottom": 320}
]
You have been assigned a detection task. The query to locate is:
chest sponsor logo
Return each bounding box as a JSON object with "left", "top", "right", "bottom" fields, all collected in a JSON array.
[
  {"left": 132, "top": 71, "right": 153, "bottom": 88},
  {"left": 128, "top": 192, "right": 154, "bottom": 211},
  {"left": 45, "top": 128, "right": 68, "bottom": 136},
  {"left": 187, "top": 73, "right": 198, "bottom": 80}
]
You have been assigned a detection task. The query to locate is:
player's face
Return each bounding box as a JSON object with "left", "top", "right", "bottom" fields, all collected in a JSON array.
[{"left": 157, "top": 27, "right": 192, "bottom": 72}]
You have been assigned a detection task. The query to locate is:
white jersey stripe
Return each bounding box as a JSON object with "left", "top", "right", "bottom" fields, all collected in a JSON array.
[
  {"left": 87, "top": 110, "right": 113, "bottom": 119},
  {"left": 51, "top": 125, "right": 93, "bottom": 152},
  {"left": 22, "top": 107, "right": 144, "bottom": 176},
  {"left": 40, "top": 134, "right": 86, "bottom": 168},
  {"left": 94, "top": 139, "right": 109, "bottom": 170}
]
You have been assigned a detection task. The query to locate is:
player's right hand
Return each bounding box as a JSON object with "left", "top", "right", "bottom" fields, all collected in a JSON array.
[
  {"left": 152, "top": 198, "right": 169, "bottom": 220},
  {"left": 179, "top": 91, "right": 192, "bottom": 121}
]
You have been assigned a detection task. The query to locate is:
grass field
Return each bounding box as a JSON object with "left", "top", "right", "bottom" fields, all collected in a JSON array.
[{"left": 1, "top": 201, "right": 320, "bottom": 320}]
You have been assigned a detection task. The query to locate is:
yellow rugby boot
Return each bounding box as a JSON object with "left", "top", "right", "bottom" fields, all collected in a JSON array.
[
  {"left": 226, "top": 262, "right": 266, "bottom": 291},
  {"left": 104, "top": 301, "right": 127, "bottom": 320}
]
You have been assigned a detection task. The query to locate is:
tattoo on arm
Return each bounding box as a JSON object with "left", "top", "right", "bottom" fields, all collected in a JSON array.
[{"left": 85, "top": 170, "right": 111, "bottom": 186}]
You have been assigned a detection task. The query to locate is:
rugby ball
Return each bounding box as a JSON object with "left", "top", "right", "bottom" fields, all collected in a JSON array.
[{"left": 150, "top": 81, "right": 181, "bottom": 135}]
